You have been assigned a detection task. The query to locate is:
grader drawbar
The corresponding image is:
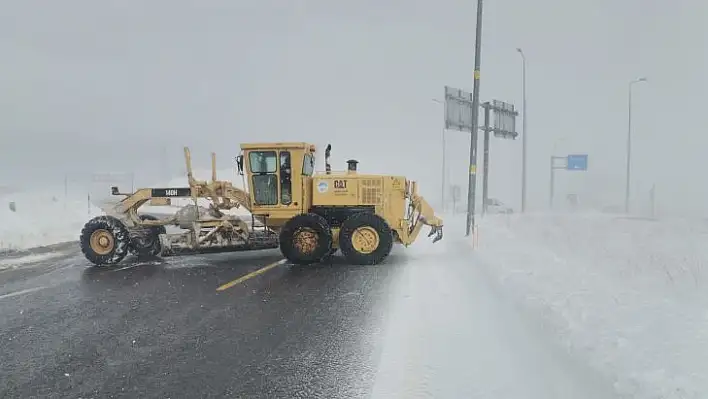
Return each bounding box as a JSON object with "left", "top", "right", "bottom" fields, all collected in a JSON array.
[{"left": 80, "top": 142, "right": 443, "bottom": 267}]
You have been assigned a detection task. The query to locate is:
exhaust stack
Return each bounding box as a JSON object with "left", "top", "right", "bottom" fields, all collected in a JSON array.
[
  {"left": 346, "top": 159, "right": 358, "bottom": 175},
  {"left": 325, "top": 144, "right": 332, "bottom": 174}
]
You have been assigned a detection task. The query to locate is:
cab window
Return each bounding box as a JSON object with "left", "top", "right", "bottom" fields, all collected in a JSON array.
[
  {"left": 280, "top": 151, "right": 292, "bottom": 205},
  {"left": 303, "top": 154, "right": 314, "bottom": 176},
  {"left": 248, "top": 151, "right": 277, "bottom": 173},
  {"left": 249, "top": 151, "right": 278, "bottom": 205}
]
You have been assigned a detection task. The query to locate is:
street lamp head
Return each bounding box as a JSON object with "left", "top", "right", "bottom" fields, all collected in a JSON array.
[
  {"left": 638, "top": 77, "right": 647, "bottom": 82},
  {"left": 516, "top": 47, "right": 523, "bottom": 53}
]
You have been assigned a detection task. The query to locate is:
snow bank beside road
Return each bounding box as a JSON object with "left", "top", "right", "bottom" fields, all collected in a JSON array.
[
  {"left": 476, "top": 212, "right": 708, "bottom": 398},
  {"left": 0, "top": 193, "right": 102, "bottom": 253},
  {"left": 0, "top": 169, "right": 250, "bottom": 253}
]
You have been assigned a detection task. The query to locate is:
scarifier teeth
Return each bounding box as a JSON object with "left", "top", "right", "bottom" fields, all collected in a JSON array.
[{"left": 430, "top": 226, "right": 443, "bottom": 243}]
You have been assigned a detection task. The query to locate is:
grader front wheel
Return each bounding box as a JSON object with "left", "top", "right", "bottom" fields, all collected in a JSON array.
[
  {"left": 90, "top": 229, "right": 115, "bottom": 255},
  {"left": 80, "top": 216, "right": 130, "bottom": 266},
  {"left": 350, "top": 226, "right": 380, "bottom": 254}
]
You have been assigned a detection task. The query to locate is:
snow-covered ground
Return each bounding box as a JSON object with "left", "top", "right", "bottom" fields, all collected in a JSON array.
[
  {"left": 0, "top": 251, "right": 74, "bottom": 270},
  {"left": 0, "top": 168, "right": 247, "bottom": 252},
  {"left": 476, "top": 211, "right": 708, "bottom": 398},
  {"left": 0, "top": 192, "right": 103, "bottom": 253}
]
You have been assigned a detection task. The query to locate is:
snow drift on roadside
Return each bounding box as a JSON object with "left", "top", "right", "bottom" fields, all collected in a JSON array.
[
  {"left": 0, "top": 168, "right": 251, "bottom": 252},
  {"left": 476, "top": 211, "right": 708, "bottom": 399},
  {"left": 0, "top": 193, "right": 102, "bottom": 252}
]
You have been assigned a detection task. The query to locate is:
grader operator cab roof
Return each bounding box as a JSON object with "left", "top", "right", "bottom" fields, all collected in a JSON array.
[
  {"left": 239, "top": 142, "right": 363, "bottom": 177},
  {"left": 240, "top": 142, "right": 316, "bottom": 152}
]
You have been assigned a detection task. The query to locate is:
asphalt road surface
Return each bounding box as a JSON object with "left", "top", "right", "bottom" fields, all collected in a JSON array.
[{"left": 0, "top": 235, "right": 621, "bottom": 399}]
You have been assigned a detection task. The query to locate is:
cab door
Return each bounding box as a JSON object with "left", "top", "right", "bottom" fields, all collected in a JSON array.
[
  {"left": 277, "top": 149, "right": 304, "bottom": 211},
  {"left": 247, "top": 150, "right": 279, "bottom": 207}
]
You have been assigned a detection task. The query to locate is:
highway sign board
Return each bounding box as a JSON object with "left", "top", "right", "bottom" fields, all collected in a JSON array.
[
  {"left": 566, "top": 154, "right": 588, "bottom": 171},
  {"left": 444, "top": 86, "right": 474, "bottom": 132}
]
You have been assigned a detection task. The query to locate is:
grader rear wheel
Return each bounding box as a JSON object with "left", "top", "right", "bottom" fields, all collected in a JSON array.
[
  {"left": 293, "top": 228, "right": 319, "bottom": 254},
  {"left": 339, "top": 213, "right": 393, "bottom": 265},
  {"left": 80, "top": 216, "right": 130, "bottom": 266},
  {"left": 279, "top": 213, "right": 333, "bottom": 265},
  {"left": 129, "top": 214, "right": 166, "bottom": 258}
]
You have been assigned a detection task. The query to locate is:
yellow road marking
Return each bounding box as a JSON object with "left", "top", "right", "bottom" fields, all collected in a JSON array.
[{"left": 216, "top": 259, "right": 287, "bottom": 291}]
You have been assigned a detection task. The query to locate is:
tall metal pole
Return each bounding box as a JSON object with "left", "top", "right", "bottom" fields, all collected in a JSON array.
[
  {"left": 549, "top": 157, "right": 556, "bottom": 209},
  {"left": 624, "top": 77, "right": 647, "bottom": 214},
  {"left": 481, "top": 102, "right": 491, "bottom": 216},
  {"left": 516, "top": 48, "right": 527, "bottom": 213},
  {"left": 649, "top": 183, "right": 656, "bottom": 218},
  {"left": 64, "top": 173, "right": 68, "bottom": 211},
  {"left": 465, "top": 0, "right": 484, "bottom": 237},
  {"left": 442, "top": 100, "right": 446, "bottom": 210}
]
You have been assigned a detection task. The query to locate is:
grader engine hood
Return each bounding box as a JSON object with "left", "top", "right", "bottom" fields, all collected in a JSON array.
[
  {"left": 312, "top": 175, "right": 379, "bottom": 207},
  {"left": 311, "top": 169, "right": 443, "bottom": 246}
]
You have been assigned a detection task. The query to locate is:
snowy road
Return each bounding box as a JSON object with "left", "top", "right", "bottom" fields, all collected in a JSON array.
[
  {"left": 372, "top": 235, "right": 617, "bottom": 398},
  {"left": 0, "top": 221, "right": 620, "bottom": 398}
]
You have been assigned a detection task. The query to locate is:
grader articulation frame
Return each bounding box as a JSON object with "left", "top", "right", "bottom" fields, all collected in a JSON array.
[{"left": 79, "top": 143, "right": 443, "bottom": 267}]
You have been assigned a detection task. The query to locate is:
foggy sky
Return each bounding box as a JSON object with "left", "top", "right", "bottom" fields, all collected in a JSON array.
[{"left": 1, "top": 0, "right": 706, "bottom": 216}]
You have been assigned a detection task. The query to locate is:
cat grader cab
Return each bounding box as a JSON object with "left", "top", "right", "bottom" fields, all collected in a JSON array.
[{"left": 79, "top": 142, "right": 444, "bottom": 267}]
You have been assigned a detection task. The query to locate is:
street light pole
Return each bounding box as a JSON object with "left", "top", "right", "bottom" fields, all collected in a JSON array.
[
  {"left": 516, "top": 48, "right": 527, "bottom": 213},
  {"left": 433, "top": 98, "right": 446, "bottom": 210},
  {"left": 624, "top": 77, "right": 647, "bottom": 214}
]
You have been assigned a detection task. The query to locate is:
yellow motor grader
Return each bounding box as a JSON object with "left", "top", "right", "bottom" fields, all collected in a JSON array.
[{"left": 80, "top": 142, "right": 443, "bottom": 266}]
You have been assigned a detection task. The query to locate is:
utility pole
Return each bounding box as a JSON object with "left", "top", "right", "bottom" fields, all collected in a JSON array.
[
  {"left": 624, "top": 77, "right": 647, "bottom": 214},
  {"left": 465, "top": 0, "right": 484, "bottom": 237},
  {"left": 64, "top": 173, "right": 68, "bottom": 211},
  {"left": 649, "top": 183, "right": 656, "bottom": 218},
  {"left": 549, "top": 157, "right": 556, "bottom": 208},
  {"left": 481, "top": 102, "right": 491, "bottom": 215},
  {"left": 516, "top": 48, "right": 527, "bottom": 212}
]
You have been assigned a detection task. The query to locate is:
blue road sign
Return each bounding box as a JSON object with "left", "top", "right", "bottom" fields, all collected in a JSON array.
[{"left": 566, "top": 154, "right": 588, "bottom": 171}]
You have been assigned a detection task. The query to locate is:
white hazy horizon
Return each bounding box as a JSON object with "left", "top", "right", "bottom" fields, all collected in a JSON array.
[{"left": 1, "top": 0, "right": 706, "bottom": 217}]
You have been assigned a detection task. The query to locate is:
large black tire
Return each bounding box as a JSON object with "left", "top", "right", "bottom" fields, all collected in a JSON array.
[
  {"left": 80, "top": 216, "right": 131, "bottom": 266},
  {"left": 279, "top": 213, "right": 333, "bottom": 265},
  {"left": 339, "top": 212, "right": 393, "bottom": 265},
  {"left": 128, "top": 214, "right": 166, "bottom": 258}
]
